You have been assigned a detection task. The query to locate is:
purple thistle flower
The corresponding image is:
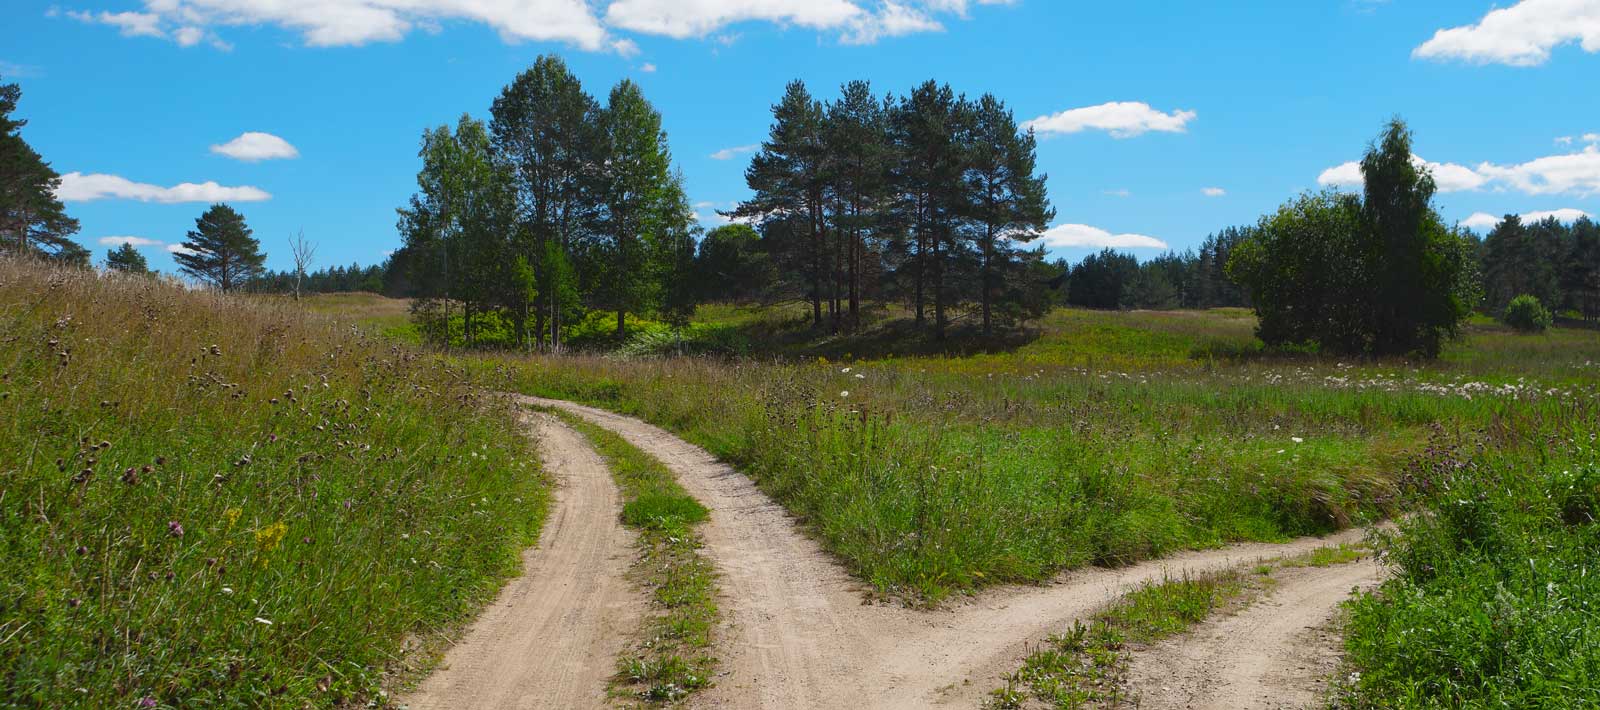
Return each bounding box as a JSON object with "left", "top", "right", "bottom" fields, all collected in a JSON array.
[
  {"left": 167, "top": 521, "right": 184, "bottom": 538},
  {"left": 139, "top": 697, "right": 158, "bottom": 707}
]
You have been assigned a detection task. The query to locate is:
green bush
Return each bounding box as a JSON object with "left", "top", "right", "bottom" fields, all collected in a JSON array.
[{"left": 1502, "top": 294, "right": 1553, "bottom": 333}]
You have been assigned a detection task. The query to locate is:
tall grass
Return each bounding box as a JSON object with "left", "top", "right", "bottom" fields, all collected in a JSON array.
[
  {"left": 0, "top": 260, "right": 548, "bottom": 707},
  {"left": 1338, "top": 415, "right": 1600, "bottom": 707}
]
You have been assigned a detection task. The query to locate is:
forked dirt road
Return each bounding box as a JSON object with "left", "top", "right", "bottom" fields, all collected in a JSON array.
[
  {"left": 1127, "top": 560, "right": 1381, "bottom": 710},
  {"left": 523, "top": 396, "right": 1374, "bottom": 709},
  {"left": 402, "top": 413, "right": 642, "bottom": 710}
]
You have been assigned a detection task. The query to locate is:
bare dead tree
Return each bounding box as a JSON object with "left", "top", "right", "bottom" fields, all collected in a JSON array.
[{"left": 288, "top": 229, "right": 318, "bottom": 301}]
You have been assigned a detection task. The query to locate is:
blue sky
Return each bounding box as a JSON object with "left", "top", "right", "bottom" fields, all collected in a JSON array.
[{"left": 6, "top": 0, "right": 1600, "bottom": 273}]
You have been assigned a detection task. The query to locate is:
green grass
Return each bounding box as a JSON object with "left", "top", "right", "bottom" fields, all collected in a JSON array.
[
  {"left": 1336, "top": 424, "right": 1600, "bottom": 708},
  {"left": 0, "top": 260, "right": 549, "bottom": 708},
  {"left": 550, "top": 410, "right": 719, "bottom": 706}
]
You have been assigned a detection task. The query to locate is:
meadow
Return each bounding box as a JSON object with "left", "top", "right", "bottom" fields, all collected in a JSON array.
[
  {"left": 479, "top": 302, "right": 1599, "bottom": 706},
  {"left": 0, "top": 262, "right": 547, "bottom": 707}
]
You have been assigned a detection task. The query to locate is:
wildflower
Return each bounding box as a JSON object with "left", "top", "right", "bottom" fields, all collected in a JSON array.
[
  {"left": 221, "top": 587, "right": 234, "bottom": 594},
  {"left": 841, "top": 367, "right": 851, "bottom": 373},
  {"left": 121, "top": 467, "right": 138, "bottom": 485},
  {"left": 840, "top": 391, "right": 850, "bottom": 398},
  {"left": 1291, "top": 437, "right": 1304, "bottom": 444},
  {"left": 254, "top": 521, "right": 288, "bottom": 553},
  {"left": 138, "top": 697, "right": 157, "bottom": 708},
  {"left": 167, "top": 521, "right": 184, "bottom": 538},
  {"left": 254, "top": 617, "right": 273, "bottom": 626},
  {"left": 75, "top": 546, "right": 88, "bottom": 556},
  {"left": 224, "top": 508, "right": 242, "bottom": 528}
]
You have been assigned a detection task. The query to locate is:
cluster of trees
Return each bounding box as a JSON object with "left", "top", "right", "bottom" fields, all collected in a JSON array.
[
  {"left": 731, "top": 80, "right": 1055, "bottom": 339},
  {"left": 1227, "top": 119, "right": 1478, "bottom": 357},
  {"left": 1475, "top": 214, "right": 1600, "bottom": 323},
  {"left": 251, "top": 262, "right": 387, "bottom": 295},
  {"left": 1061, "top": 229, "right": 1251, "bottom": 310},
  {"left": 391, "top": 55, "right": 695, "bottom": 349},
  {"left": 0, "top": 76, "right": 85, "bottom": 265}
]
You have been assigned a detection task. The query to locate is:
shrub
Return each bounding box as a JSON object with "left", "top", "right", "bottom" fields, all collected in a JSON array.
[{"left": 1502, "top": 294, "right": 1553, "bottom": 333}]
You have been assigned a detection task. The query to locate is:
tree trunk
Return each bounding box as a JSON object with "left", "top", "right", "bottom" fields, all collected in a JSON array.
[
  {"left": 617, "top": 310, "right": 626, "bottom": 339},
  {"left": 982, "top": 224, "right": 993, "bottom": 338},
  {"left": 933, "top": 228, "right": 946, "bottom": 341},
  {"left": 913, "top": 194, "right": 926, "bottom": 327}
]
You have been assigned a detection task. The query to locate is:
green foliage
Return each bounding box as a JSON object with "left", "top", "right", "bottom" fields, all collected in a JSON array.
[
  {"left": 174, "top": 203, "right": 266, "bottom": 292},
  {"left": 104, "top": 241, "right": 151, "bottom": 274},
  {"left": 1340, "top": 426, "right": 1600, "bottom": 708},
  {"left": 0, "top": 76, "right": 83, "bottom": 264},
  {"left": 1502, "top": 294, "right": 1553, "bottom": 333},
  {"left": 1230, "top": 119, "right": 1476, "bottom": 358},
  {"left": 0, "top": 259, "right": 548, "bottom": 707}
]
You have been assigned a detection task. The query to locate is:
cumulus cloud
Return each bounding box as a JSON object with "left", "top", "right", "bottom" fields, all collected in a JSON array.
[
  {"left": 1202, "top": 187, "right": 1226, "bottom": 197},
  {"left": 710, "top": 143, "right": 760, "bottom": 160},
  {"left": 1038, "top": 223, "right": 1169, "bottom": 250},
  {"left": 57, "top": 172, "right": 271, "bottom": 203},
  {"left": 1316, "top": 154, "right": 1489, "bottom": 192},
  {"left": 97, "top": 236, "right": 164, "bottom": 247},
  {"left": 1476, "top": 144, "right": 1600, "bottom": 196},
  {"left": 639, "top": 62, "right": 657, "bottom": 72},
  {"left": 211, "top": 132, "right": 299, "bottom": 161},
  {"left": 1023, "top": 101, "right": 1197, "bottom": 139},
  {"left": 68, "top": 0, "right": 616, "bottom": 51},
  {"left": 67, "top": 0, "right": 1007, "bottom": 50},
  {"left": 1413, "top": 0, "right": 1600, "bottom": 67},
  {"left": 1461, "top": 208, "right": 1592, "bottom": 230},
  {"left": 166, "top": 244, "right": 202, "bottom": 256}
]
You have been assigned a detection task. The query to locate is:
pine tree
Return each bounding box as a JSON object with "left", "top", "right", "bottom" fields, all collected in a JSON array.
[
  {"left": 174, "top": 204, "right": 265, "bottom": 292},
  {"left": 597, "top": 79, "right": 679, "bottom": 339},
  {"left": 0, "top": 77, "right": 83, "bottom": 264},
  {"left": 104, "top": 242, "right": 150, "bottom": 274},
  {"left": 962, "top": 93, "right": 1052, "bottom": 336},
  {"left": 736, "top": 81, "right": 828, "bottom": 328}
]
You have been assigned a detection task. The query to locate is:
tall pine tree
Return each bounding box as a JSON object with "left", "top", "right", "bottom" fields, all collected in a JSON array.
[{"left": 174, "top": 204, "right": 265, "bottom": 292}]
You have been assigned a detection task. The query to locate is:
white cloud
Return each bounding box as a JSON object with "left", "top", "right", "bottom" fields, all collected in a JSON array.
[
  {"left": 710, "top": 143, "right": 760, "bottom": 160},
  {"left": 1316, "top": 154, "right": 1488, "bottom": 192},
  {"left": 1102, "top": 189, "right": 1130, "bottom": 198},
  {"left": 1476, "top": 144, "right": 1600, "bottom": 196},
  {"left": 166, "top": 244, "right": 202, "bottom": 256},
  {"left": 639, "top": 62, "right": 657, "bottom": 72},
  {"left": 1201, "top": 187, "right": 1226, "bottom": 197},
  {"left": 57, "top": 172, "right": 272, "bottom": 203},
  {"left": 1462, "top": 208, "right": 1592, "bottom": 230},
  {"left": 1413, "top": 0, "right": 1600, "bottom": 67},
  {"left": 841, "top": 1, "right": 944, "bottom": 45},
  {"left": 1524, "top": 207, "right": 1593, "bottom": 222},
  {"left": 1038, "top": 223, "right": 1169, "bottom": 250},
  {"left": 1023, "top": 101, "right": 1197, "bottom": 139},
  {"left": 1586, "top": 133, "right": 1600, "bottom": 143},
  {"left": 1557, "top": 136, "right": 1575, "bottom": 146},
  {"left": 98, "top": 236, "right": 164, "bottom": 247},
  {"left": 68, "top": 10, "right": 164, "bottom": 38},
  {"left": 69, "top": 0, "right": 617, "bottom": 51},
  {"left": 211, "top": 132, "right": 299, "bottom": 161}
]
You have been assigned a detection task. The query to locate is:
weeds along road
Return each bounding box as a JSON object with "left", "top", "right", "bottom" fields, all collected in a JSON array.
[
  {"left": 522, "top": 396, "right": 1371, "bottom": 709},
  {"left": 402, "top": 413, "right": 644, "bottom": 710},
  {"left": 1127, "top": 560, "right": 1381, "bottom": 710}
]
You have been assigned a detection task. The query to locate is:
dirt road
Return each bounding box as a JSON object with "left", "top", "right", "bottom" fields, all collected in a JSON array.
[
  {"left": 401, "top": 413, "right": 642, "bottom": 710},
  {"left": 1126, "top": 560, "right": 1381, "bottom": 710},
  {"left": 522, "top": 396, "right": 1371, "bottom": 709}
]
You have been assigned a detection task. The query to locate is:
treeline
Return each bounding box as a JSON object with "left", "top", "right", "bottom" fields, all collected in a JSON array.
[
  {"left": 1475, "top": 214, "right": 1600, "bottom": 322},
  {"left": 249, "top": 262, "right": 390, "bottom": 296}
]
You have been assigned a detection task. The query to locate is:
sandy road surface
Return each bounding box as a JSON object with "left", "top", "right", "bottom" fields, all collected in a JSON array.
[
  {"left": 1126, "top": 560, "right": 1381, "bottom": 710},
  {"left": 401, "top": 413, "right": 642, "bottom": 710},
  {"left": 523, "top": 396, "right": 1370, "bottom": 709}
]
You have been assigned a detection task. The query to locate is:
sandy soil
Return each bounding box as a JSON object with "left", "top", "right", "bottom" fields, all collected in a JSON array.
[
  {"left": 1125, "top": 560, "right": 1381, "bottom": 710},
  {"left": 522, "top": 396, "right": 1371, "bottom": 710},
  {"left": 400, "top": 413, "right": 643, "bottom": 710}
]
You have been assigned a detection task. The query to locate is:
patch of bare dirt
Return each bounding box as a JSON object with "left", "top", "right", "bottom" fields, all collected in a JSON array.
[{"left": 1125, "top": 560, "right": 1380, "bottom": 710}]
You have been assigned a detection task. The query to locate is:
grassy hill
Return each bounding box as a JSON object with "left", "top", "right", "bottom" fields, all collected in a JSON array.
[{"left": 0, "top": 260, "right": 547, "bottom": 707}]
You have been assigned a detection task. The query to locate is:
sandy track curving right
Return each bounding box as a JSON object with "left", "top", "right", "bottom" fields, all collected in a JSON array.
[
  {"left": 401, "top": 413, "right": 642, "bottom": 710},
  {"left": 1125, "top": 559, "right": 1381, "bottom": 710},
  {"left": 523, "top": 396, "right": 1371, "bottom": 709}
]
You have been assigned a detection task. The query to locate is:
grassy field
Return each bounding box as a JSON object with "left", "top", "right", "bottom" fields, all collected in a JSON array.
[
  {"left": 0, "top": 262, "right": 547, "bottom": 707},
  {"left": 467, "top": 302, "right": 1598, "bottom": 706}
]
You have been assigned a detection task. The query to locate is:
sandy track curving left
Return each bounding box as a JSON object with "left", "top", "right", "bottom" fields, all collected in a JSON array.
[{"left": 401, "top": 413, "right": 643, "bottom": 710}]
